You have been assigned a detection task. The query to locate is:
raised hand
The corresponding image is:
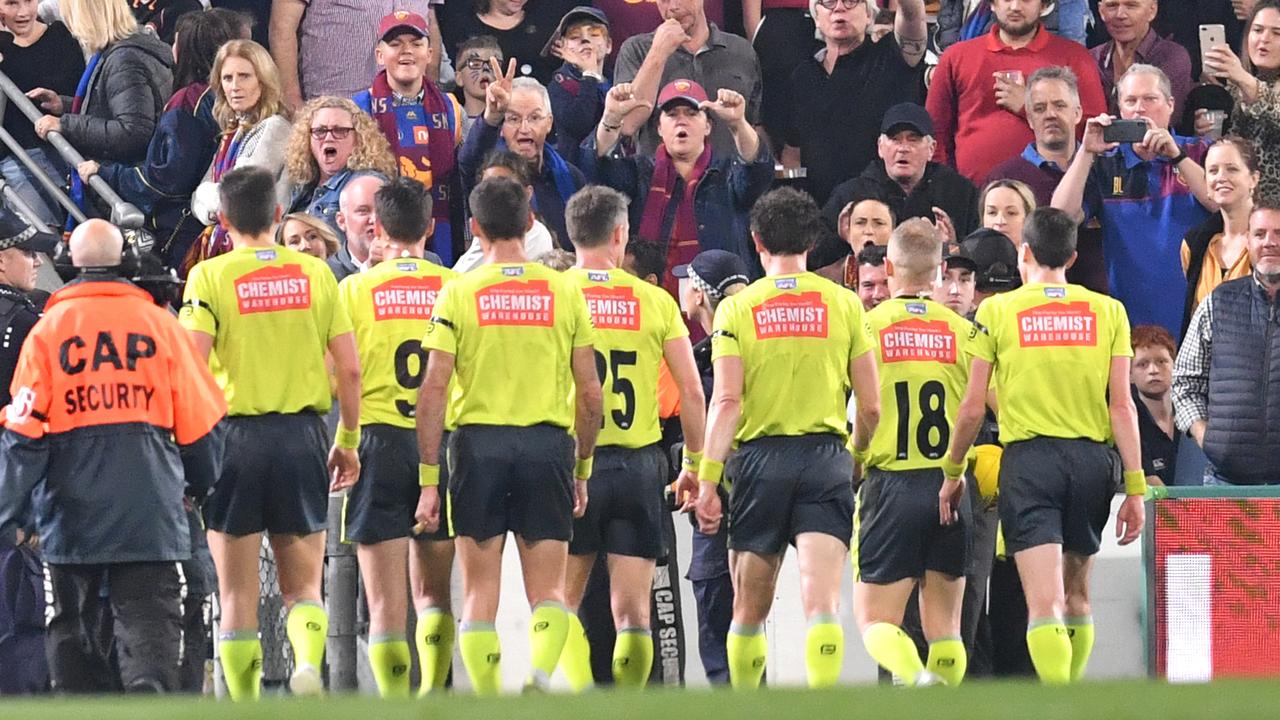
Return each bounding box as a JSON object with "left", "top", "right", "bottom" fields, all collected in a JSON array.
[
  {"left": 700, "top": 88, "right": 747, "bottom": 126},
  {"left": 602, "top": 82, "right": 653, "bottom": 126},
  {"left": 483, "top": 56, "right": 518, "bottom": 126}
]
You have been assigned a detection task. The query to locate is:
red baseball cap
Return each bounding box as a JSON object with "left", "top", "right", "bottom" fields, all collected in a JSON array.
[
  {"left": 657, "top": 79, "right": 708, "bottom": 111},
  {"left": 378, "top": 11, "right": 428, "bottom": 42}
]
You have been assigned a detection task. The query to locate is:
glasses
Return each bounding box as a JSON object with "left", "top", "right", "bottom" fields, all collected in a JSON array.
[
  {"left": 503, "top": 113, "right": 549, "bottom": 127},
  {"left": 310, "top": 126, "right": 354, "bottom": 140},
  {"left": 564, "top": 26, "right": 607, "bottom": 42},
  {"left": 463, "top": 56, "right": 496, "bottom": 71},
  {"left": 816, "top": 0, "right": 864, "bottom": 8}
]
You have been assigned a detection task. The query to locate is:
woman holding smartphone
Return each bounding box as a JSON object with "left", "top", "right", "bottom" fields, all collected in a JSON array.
[{"left": 1203, "top": 0, "right": 1280, "bottom": 202}]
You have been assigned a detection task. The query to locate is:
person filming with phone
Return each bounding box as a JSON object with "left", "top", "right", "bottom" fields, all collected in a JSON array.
[
  {"left": 1202, "top": 0, "right": 1280, "bottom": 204},
  {"left": 1051, "top": 63, "right": 1214, "bottom": 340}
]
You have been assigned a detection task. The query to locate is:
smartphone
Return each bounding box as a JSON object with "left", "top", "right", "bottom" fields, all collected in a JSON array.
[
  {"left": 1102, "top": 119, "right": 1149, "bottom": 144},
  {"left": 1200, "top": 23, "right": 1227, "bottom": 70}
]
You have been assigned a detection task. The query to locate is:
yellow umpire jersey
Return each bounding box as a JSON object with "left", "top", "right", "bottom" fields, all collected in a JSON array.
[
  {"left": 711, "top": 272, "right": 875, "bottom": 443},
  {"left": 864, "top": 296, "right": 975, "bottom": 471},
  {"left": 421, "top": 262, "right": 595, "bottom": 429},
  {"left": 338, "top": 256, "right": 459, "bottom": 428},
  {"left": 179, "top": 245, "right": 350, "bottom": 416},
  {"left": 970, "top": 282, "right": 1132, "bottom": 445},
  {"left": 564, "top": 267, "right": 687, "bottom": 449}
]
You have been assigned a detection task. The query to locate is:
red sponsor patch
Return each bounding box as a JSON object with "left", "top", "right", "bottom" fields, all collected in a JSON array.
[
  {"left": 234, "top": 264, "right": 311, "bottom": 314},
  {"left": 1017, "top": 302, "right": 1098, "bottom": 347},
  {"left": 372, "top": 275, "right": 443, "bottom": 321},
  {"left": 412, "top": 125, "right": 431, "bottom": 145},
  {"left": 582, "top": 285, "right": 641, "bottom": 331},
  {"left": 879, "top": 318, "right": 958, "bottom": 363},
  {"left": 752, "top": 292, "right": 829, "bottom": 339},
  {"left": 475, "top": 279, "right": 555, "bottom": 327}
]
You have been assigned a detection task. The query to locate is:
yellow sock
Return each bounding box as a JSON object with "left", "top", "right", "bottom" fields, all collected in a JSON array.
[
  {"left": 459, "top": 621, "right": 501, "bottom": 695},
  {"left": 612, "top": 627, "right": 653, "bottom": 688},
  {"left": 804, "top": 615, "right": 843, "bottom": 688},
  {"left": 926, "top": 637, "right": 967, "bottom": 686},
  {"left": 862, "top": 622, "right": 924, "bottom": 685},
  {"left": 558, "top": 612, "right": 594, "bottom": 692},
  {"left": 1026, "top": 619, "right": 1072, "bottom": 685},
  {"left": 726, "top": 623, "right": 767, "bottom": 690},
  {"left": 527, "top": 602, "right": 569, "bottom": 689},
  {"left": 285, "top": 601, "right": 328, "bottom": 670},
  {"left": 1066, "top": 615, "right": 1094, "bottom": 682},
  {"left": 218, "top": 630, "right": 262, "bottom": 701},
  {"left": 415, "top": 608, "right": 455, "bottom": 696},
  {"left": 368, "top": 635, "right": 411, "bottom": 699}
]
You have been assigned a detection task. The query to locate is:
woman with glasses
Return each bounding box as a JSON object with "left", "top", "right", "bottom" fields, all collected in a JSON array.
[
  {"left": 185, "top": 40, "right": 294, "bottom": 265},
  {"left": 284, "top": 96, "right": 397, "bottom": 242}
]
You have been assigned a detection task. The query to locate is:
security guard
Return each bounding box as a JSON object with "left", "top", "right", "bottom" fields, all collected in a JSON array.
[
  {"left": 0, "top": 208, "right": 57, "bottom": 407},
  {"left": 0, "top": 219, "right": 228, "bottom": 693}
]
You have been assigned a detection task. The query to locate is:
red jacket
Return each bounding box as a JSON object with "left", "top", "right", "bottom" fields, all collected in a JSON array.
[
  {"left": 0, "top": 279, "right": 226, "bottom": 565},
  {"left": 926, "top": 25, "right": 1107, "bottom": 185}
]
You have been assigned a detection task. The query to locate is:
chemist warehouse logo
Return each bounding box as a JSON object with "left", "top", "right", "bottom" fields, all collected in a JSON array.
[
  {"left": 1017, "top": 301, "right": 1098, "bottom": 347},
  {"left": 475, "top": 279, "right": 555, "bottom": 327},
  {"left": 234, "top": 265, "right": 311, "bottom": 314},
  {"left": 373, "top": 275, "right": 443, "bottom": 321},
  {"left": 752, "top": 292, "right": 829, "bottom": 339},
  {"left": 582, "top": 285, "right": 641, "bottom": 331},
  {"left": 880, "top": 318, "right": 957, "bottom": 364}
]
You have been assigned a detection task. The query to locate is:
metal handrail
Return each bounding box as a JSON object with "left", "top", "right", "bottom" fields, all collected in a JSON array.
[{"left": 0, "top": 69, "right": 143, "bottom": 229}]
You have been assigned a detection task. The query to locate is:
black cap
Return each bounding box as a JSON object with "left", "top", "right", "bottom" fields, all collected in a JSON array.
[
  {"left": 960, "top": 228, "right": 1021, "bottom": 292},
  {"left": 942, "top": 243, "right": 978, "bottom": 273},
  {"left": 673, "top": 250, "right": 750, "bottom": 296},
  {"left": 0, "top": 207, "right": 58, "bottom": 254},
  {"left": 881, "top": 102, "right": 934, "bottom": 137},
  {"left": 541, "top": 6, "right": 610, "bottom": 57}
]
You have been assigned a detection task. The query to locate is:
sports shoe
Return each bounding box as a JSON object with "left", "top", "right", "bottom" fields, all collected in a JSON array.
[
  {"left": 290, "top": 664, "right": 323, "bottom": 696},
  {"left": 912, "top": 670, "right": 944, "bottom": 687}
]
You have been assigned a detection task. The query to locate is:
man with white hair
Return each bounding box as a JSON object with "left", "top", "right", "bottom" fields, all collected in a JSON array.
[
  {"left": 781, "top": 0, "right": 928, "bottom": 206},
  {"left": 458, "top": 60, "right": 585, "bottom": 249},
  {"left": 330, "top": 174, "right": 387, "bottom": 282},
  {"left": 1051, "top": 63, "right": 1213, "bottom": 338}
]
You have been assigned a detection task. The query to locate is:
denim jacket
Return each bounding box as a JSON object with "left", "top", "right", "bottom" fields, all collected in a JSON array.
[{"left": 579, "top": 136, "right": 774, "bottom": 277}]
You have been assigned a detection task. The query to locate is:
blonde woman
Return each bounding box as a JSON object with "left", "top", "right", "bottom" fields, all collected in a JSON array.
[
  {"left": 29, "top": 0, "right": 173, "bottom": 165},
  {"left": 979, "top": 178, "right": 1036, "bottom": 246},
  {"left": 189, "top": 40, "right": 293, "bottom": 261},
  {"left": 285, "top": 96, "right": 396, "bottom": 242},
  {"left": 277, "top": 212, "right": 340, "bottom": 259}
]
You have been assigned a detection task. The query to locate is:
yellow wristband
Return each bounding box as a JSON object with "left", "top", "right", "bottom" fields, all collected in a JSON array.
[
  {"left": 574, "top": 456, "right": 594, "bottom": 481},
  {"left": 419, "top": 463, "right": 440, "bottom": 488},
  {"left": 851, "top": 446, "right": 870, "bottom": 466},
  {"left": 941, "top": 455, "right": 966, "bottom": 479},
  {"left": 698, "top": 458, "right": 725, "bottom": 485},
  {"left": 335, "top": 425, "right": 361, "bottom": 450},
  {"left": 682, "top": 448, "right": 703, "bottom": 472},
  {"left": 1123, "top": 469, "right": 1147, "bottom": 496}
]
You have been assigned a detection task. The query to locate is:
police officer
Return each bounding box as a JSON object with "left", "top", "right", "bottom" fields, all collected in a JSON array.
[
  {"left": 0, "top": 219, "right": 228, "bottom": 693},
  {"left": 0, "top": 207, "right": 57, "bottom": 407}
]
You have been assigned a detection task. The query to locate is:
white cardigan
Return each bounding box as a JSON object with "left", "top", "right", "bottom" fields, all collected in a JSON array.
[{"left": 191, "top": 114, "right": 294, "bottom": 225}]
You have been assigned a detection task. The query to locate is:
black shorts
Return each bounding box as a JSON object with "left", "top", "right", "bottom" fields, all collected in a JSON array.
[
  {"left": 342, "top": 425, "right": 453, "bottom": 544},
  {"left": 447, "top": 424, "right": 575, "bottom": 542},
  {"left": 203, "top": 413, "right": 329, "bottom": 536},
  {"left": 726, "top": 434, "right": 854, "bottom": 555},
  {"left": 998, "top": 437, "right": 1118, "bottom": 556},
  {"left": 569, "top": 444, "right": 667, "bottom": 559},
  {"left": 856, "top": 467, "right": 972, "bottom": 583}
]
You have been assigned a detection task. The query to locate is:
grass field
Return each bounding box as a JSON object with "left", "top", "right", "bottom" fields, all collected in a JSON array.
[{"left": 5, "top": 680, "right": 1280, "bottom": 720}]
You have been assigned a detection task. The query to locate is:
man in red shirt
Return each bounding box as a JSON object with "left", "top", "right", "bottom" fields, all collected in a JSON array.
[{"left": 926, "top": 0, "right": 1107, "bottom": 185}]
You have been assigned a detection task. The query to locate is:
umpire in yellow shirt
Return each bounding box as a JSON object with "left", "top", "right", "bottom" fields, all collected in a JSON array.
[
  {"left": 694, "top": 187, "right": 881, "bottom": 689},
  {"left": 416, "top": 176, "right": 603, "bottom": 694},
  {"left": 179, "top": 167, "right": 363, "bottom": 700},
  {"left": 942, "top": 207, "right": 1145, "bottom": 685}
]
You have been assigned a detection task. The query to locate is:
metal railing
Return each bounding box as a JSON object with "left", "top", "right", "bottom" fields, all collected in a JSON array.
[{"left": 0, "top": 69, "right": 143, "bottom": 230}]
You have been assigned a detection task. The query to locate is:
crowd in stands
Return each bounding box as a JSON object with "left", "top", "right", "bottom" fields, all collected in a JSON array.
[{"left": 1, "top": 0, "right": 1280, "bottom": 694}]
